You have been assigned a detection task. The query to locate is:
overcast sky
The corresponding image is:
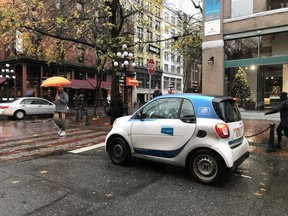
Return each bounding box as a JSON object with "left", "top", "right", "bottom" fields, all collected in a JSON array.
[{"left": 166, "top": 0, "right": 202, "bottom": 16}]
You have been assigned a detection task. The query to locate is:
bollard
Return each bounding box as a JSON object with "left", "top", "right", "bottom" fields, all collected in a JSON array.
[
  {"left": 266, "top": 123, "right": 276, "bottom": 152},
  {"left": 93, "top": 104, "right": 97, "bottom": 117},
  {"left": 75, "top": 107, "right": 79, "bottom": 123},
  {"left": 79, "top": 106, "right": 83, "bottom": 119},
  {"left": 85, "top": 108, "right": 90, "bottom": 126}
]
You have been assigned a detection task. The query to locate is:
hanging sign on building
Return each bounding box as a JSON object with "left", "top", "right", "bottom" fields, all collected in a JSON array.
[{"left": 204, "top": 0, "right": 221, "bottom": 36}]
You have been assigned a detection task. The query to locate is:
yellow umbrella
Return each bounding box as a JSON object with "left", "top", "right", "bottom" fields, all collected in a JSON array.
[{"left": 40, "top": 76, "right": 71, "bottom": 87}]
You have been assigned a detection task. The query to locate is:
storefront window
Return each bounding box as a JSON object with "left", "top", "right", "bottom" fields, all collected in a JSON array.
[
  {"left": 225, "top": 64, "right": 287, "bottom": 110},
  {"left": 225, "top": 32, "right": 288, "bottom": 60}
]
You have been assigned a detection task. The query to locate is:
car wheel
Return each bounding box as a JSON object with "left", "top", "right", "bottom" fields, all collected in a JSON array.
[
  {"left": 107, "top": 137, "right": 131, "bottom": 165},
  {"left": 188, "top": 149, "right": 224, "bottom": 185},
  {"left": 14, "top": 110, "right": 25, "bottom": 120}
]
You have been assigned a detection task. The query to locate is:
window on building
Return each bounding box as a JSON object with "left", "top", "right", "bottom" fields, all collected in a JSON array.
[
  {"left": 137, "top": 27, "right": 143, "bottom": 39},
  {"left": 165, "top": 42, "right": 170, "bottom": 49},
  {"left": 155, "top": 6, "right": 160, "bottom": 17},
  {"left": 138, "top": 12, "right": 143, "bottom": 22},
  {"left": 177, "top": 67, "right": 181, "bottom": 74},
  {"left": 231, "top": 0, "right": 253, "bottom": 18},
  {"left": 171, "top": 29, "right": 175, "bottom": 37},
  {"left": 156, "top": 61, "right": 160, "bottom": 70},
  {"left": 147, "top": 31, "right": 152, "bottom": 41},
  {"left": 164, "top": 64, "right": 169, "bottom": 72},
  {"left": 164, "top": 77, "right": 169, "bottom": 89},
  {"left": 176, "top": 79, "right": 182, "bottom": 90},
  {"left": 147, "top": 16, "right": 152, "bottom": 27},
  {"left": 267, "top": 0, "right": 286, "bottom": 10},
  {"left": 138, "top": 43, "right": 144, "bottom": 52},
  {"left": 164, "top": 52, "right": 169, "bottom": 61},
  {"left": 170, "top": 78, "right": 175, "bottom": 89},
  {"left": 171, "top": 66, "right": 175, "bottom": 73},
  {"left": 137, "top": 57, "right": 144, "bottom": 66},
  {"left": 171, "top": 54, "right": 175, "bottom": 62},
  {"left": 171, "top": 16, "right": 176, "bottom": 25},
  {"left": 165, "top": 26, "right": 169, "bottom": 34},
  {"left": 164, "top": 12, "right": 169, "bottom": 21},
  {"left": 156, "top": 35, "right": 160, "bottom": 45},
  {"left": 155, "top": 20, "right": 160, "bottom": 30},
  {"left": 177, "top": 55, "right": 181, "bottom": 63},
  {"left": 224, "top": 32, "right": 288, "bottom": 60},
  {"left": 77, "top": 46, "right": 84, "bottom": 63}
]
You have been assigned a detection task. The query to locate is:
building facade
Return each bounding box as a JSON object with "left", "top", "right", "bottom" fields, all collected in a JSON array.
[{"left": 202, "top": 0, "right": 288, "bottom": 110}]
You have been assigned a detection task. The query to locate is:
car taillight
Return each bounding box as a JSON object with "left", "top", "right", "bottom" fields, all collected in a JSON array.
[
  {"left": 215, "top": 123, "right": 229, "bottom": 139},
  {"left": 0, "top": 106, "right": 9, "bottom": 109}
]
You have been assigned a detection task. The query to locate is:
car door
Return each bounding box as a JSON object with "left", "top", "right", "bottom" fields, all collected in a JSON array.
[
  {"left": 19, "top": 98, "right": 35, "bottom": 115},
  {"left": 35, "top": 99, "right": 54, "bottom": 114},
  {"left": 130, "top": 97, "right": 196, "bottom": 158}
]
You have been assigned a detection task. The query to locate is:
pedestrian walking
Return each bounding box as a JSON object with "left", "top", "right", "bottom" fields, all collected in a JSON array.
[
  {"left": 53, "top": 85, "right": 69, "bottom": 137},
  {"left": 265, "top": 92, "right": 288, "bottom": 149},
  {"left": 152, "top": 87, "right": 162, "bottom": 98},
  {"left": 110, "top": 92, "right": 123, "bottom": 125}
]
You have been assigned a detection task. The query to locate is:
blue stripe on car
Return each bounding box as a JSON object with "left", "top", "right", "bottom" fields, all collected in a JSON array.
[
  {"left": 228, "top": 137, "right": 244, "bottom": 148},
  {"left": 134, "top": 141, "right": 188, "bottom": 158}
]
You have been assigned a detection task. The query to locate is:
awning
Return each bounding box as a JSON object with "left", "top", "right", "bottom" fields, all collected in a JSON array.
[
  {"left": 87, "top": 79, "right": 111, "bottom": 90},
  {"left": 0, "top": 77, "right": 6, "bottom": 84},
  {"left": 126, "top": 77, "right": 139, "bottom": 87},
  {"left": 69, "top": 79, "right": 94, "bottom": 90}
]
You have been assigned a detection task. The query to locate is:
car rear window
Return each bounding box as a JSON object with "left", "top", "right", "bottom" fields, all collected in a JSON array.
[{"left": 213, "top": 99, "right": 242, "bottom": 122}]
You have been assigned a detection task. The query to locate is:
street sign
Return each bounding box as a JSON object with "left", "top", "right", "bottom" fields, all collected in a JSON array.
[
  {"left": 147, "top": 59, "right": 155, "bottom": 75},
  {"left": 148, "top": 44, "right": 160, "bottom": 55}
]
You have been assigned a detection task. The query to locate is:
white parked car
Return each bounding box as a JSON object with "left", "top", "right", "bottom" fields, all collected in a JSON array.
[
  {"left": 0, "top": 97, "right": 55, "bottom": 120},
  {"left": 105, "top": 93, "right": 250, "bottom": 185}
]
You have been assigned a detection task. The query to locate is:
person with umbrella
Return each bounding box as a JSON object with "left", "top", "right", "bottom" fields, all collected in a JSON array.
[
  {"left": 54, "top": 85, "right": 69, "bottom": 137},
  {"left": 41, "top": 76, "right": 71, "bottom": 137}
]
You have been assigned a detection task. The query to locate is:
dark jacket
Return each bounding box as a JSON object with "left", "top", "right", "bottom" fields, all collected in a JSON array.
[
  {"left": 152, "top": 90, "right": 162, "bottom": 98},
  {"left": 110, "top": 93, "right": 124, "bottom": 125},
  {"left": 265, "top": 92, "right": 288, "bottom": 127}
]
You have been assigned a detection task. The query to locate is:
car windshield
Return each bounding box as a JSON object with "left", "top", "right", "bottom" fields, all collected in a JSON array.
[{"left": 218, "top": 100, "right": 242, "bottom": 122}]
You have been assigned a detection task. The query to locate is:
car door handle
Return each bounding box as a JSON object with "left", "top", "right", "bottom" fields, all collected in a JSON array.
[{"left": 181, "top": 115, "right": 196, "bottom": 123}]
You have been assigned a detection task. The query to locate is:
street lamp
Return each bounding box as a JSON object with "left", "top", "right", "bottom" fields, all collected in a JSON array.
[
  {"left": 113, "top": 44, "right": 136, "bottom": 115},
  {"left": 0, "top": 64, "right": 16, "bottom": 101}
]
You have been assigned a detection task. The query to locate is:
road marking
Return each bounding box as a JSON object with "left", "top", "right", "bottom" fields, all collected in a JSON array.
[{"left": 69, "top": 142, "right": 105, "bottom": 154}]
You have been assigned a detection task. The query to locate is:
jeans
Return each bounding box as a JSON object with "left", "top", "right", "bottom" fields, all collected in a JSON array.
[{"left": 53, "top": 112, "right": 66, "bottom": 131}]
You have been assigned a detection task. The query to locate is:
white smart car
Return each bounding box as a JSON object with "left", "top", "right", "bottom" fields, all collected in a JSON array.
[{"left": 105, "top": 93, "right": 249, "bottom": 185}]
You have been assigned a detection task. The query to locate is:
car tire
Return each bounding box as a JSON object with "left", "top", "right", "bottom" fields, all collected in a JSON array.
[
  {"left": 107, "top": 137, "right": 131, "bottom": 165},
  {"left": 188, "top": 149, "right": 224, "bottom": 185},
  {"left": 14, "top": 110, "right": 25, "bottom": 120}
]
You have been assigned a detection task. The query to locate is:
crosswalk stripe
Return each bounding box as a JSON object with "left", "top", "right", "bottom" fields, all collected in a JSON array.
[{"left": 69, "top": 142, "right": 105, "bottom": 154}]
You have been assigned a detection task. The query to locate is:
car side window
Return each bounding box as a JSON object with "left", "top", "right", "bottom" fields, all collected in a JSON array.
[
  {"left": 21, "top": 99, "right": 34, "bottom": 105},
  {"left": 141, "top": 98, "right": 182, "bottom": 119},
  {"left": 180, "top": 99, "right": 195, "bottom": 118}
]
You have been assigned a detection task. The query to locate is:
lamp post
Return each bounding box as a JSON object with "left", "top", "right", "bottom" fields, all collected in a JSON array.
[
  {"left": 113, "top": 44, "right": 136, "bottom": 115},
  {"left": 0, "top": 64, "right": 16, "bottom": 101}
]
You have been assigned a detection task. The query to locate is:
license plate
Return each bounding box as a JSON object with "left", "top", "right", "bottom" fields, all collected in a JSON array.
[{"left": 234, "top": 127, "right": 242, "bottom": 138}]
